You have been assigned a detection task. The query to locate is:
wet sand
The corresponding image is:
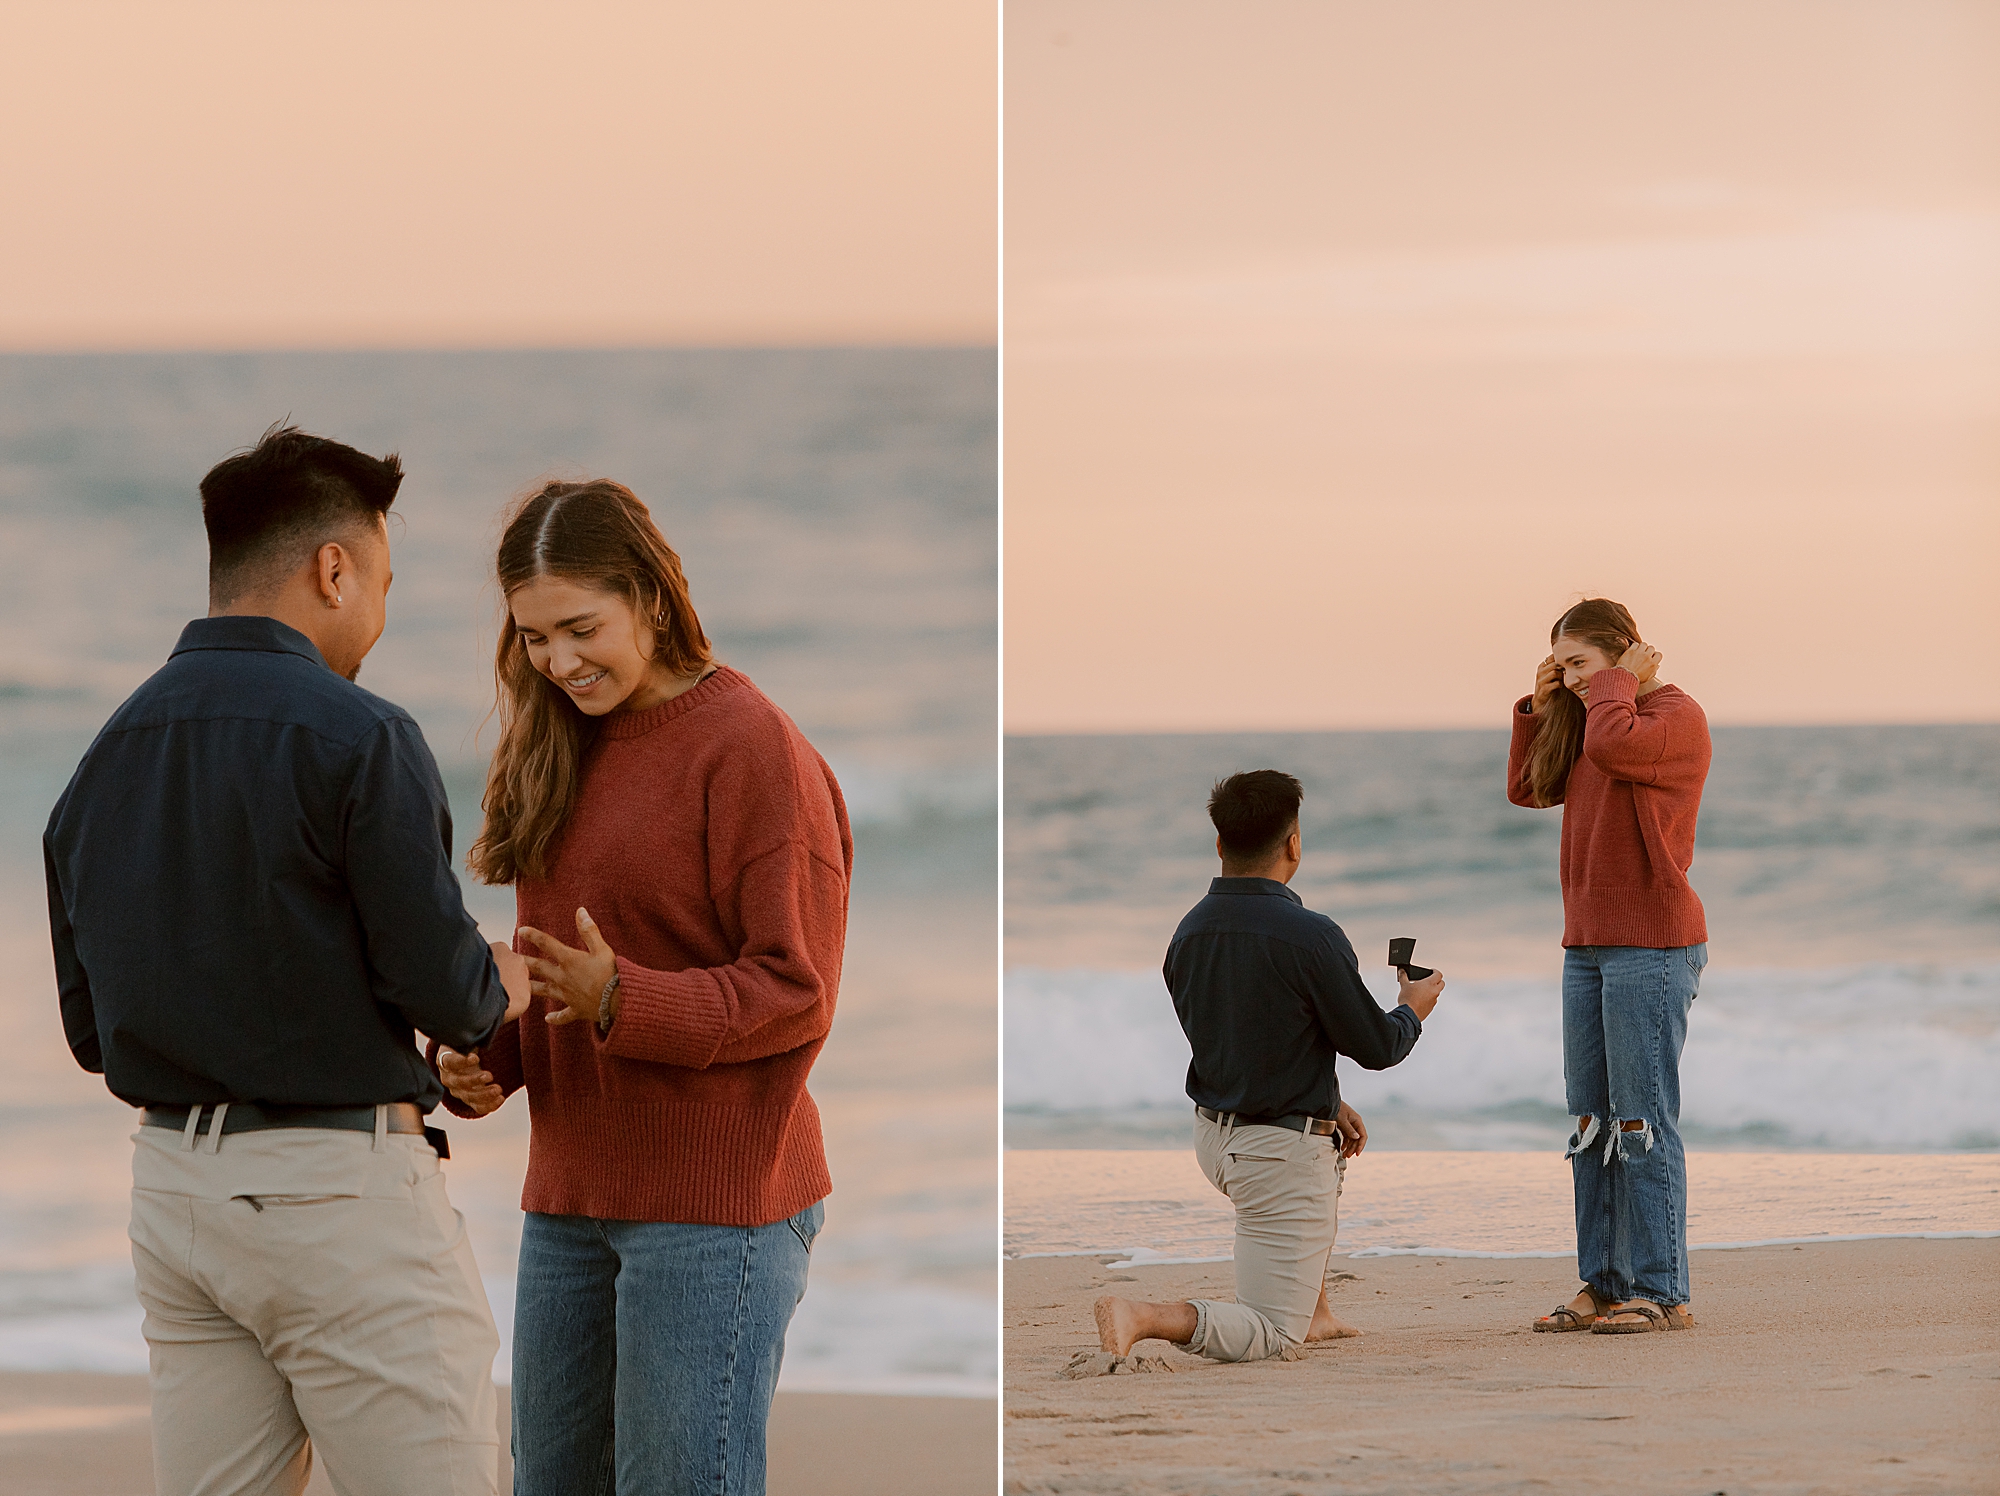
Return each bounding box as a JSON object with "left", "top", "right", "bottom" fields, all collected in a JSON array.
[
  {"left": 0, "top": 1376, "right": 995, "bottom": 1496},
  {"left": 1005, "top": 1238, "right": 2000, "bottom": 1494}
]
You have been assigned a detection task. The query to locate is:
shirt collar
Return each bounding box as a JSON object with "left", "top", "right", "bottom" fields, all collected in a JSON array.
[
  {"left": 1208, "top": 876, "right": 1302, "bottom": 904},
  {"left": 169, "top": 616, "right": 332, "bottom": 672}
]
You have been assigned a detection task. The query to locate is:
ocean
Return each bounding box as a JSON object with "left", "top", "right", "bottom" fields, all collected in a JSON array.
[
  {"left": 0, "top": 349, "right": 997, "bottom": 1397},
  {"left": 1004, "top": 727, "right": 2000, "bottom": 1259}
]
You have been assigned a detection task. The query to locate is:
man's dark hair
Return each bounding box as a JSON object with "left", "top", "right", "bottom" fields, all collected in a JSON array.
[
  {"left": 199, "top": 423, "right": 403, "bottom": 604},
  {"left": 1208, "top": 769, "right": 1304, "bottom": 863}
]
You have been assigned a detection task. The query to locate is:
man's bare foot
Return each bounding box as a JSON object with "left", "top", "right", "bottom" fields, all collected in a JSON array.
[
  {"left": 1305, "top": 1302, "right": 1362, "bottom": 1341},
  {"left": 1302, "top": 1285, "right": 1360, "bottom": 1341},
  {"left": 1094, "top": 1295, "right": 1141, "bottom": 1355},
  {"left": 1093, "top": 1295, "right": 1198, "bottom": 1354}
]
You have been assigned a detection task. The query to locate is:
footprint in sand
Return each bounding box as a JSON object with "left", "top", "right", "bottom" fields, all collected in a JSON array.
[{"left": 1061, "top": 1351, "right": 1177, "bottom": 1379}]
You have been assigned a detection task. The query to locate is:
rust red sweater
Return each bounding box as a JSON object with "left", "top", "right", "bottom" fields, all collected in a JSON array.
[
  {"left": 436, "top": 667, "right": 851, "bottom": 1227},
  {"left": 1507, "top": 668, "right": 1710, "bottom": 949}
]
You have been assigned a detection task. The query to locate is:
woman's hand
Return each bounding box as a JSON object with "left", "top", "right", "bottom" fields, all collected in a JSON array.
[
  {"left": 1616, "top": 640, "right": 1663, "bottom": 687},
  {"left": 491, "top": 940, "right": 532, "bottom": 1023},
  {"left": 1531, "top": 654, "right": 1562, "bottom": 713},
  {"left": 437, "top": 1047, "right": 504, "bottom": 1115},
  {"left": 519, "top": 908, "right": 620, "bottom": 1028}
]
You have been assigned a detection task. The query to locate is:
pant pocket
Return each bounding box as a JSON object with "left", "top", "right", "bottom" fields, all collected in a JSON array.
[
  {"left": 227, "top": 1193, "right": 365, "bottom": 1214},
  {"left": 787, "top": 1200, "right": 825, "bottom": 1254}
]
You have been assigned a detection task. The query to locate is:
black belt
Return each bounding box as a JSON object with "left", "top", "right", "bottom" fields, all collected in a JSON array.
[
  {"left": 1196, "top": 1105, "right": 1340, "bottom": 1137},
  {"left": 141, "top": 1102, "right": 447, "bottom": 1157}
]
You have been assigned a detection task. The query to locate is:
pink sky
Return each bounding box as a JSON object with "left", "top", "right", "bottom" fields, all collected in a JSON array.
[
  {"left": 1005, "top": 0, "right": 2000, "bottom": 730},
  {"left": 0, "top": 2, "right": 994, "bottom": 348}
]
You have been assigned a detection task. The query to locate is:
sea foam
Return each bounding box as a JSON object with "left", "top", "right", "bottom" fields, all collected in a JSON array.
[{"left": 1004, "top": 960, "right": 2000, "bottom": 1151}]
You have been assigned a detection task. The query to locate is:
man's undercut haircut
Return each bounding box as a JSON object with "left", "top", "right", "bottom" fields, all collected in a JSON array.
[
  {"left": 199, "top": 422, "right": 403, "bottom": 604},
  {"left": 1209, "top": 769, "right": 1304, "bottom": 864}
]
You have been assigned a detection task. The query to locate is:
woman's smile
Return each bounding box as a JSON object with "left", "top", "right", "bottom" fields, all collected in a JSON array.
[{"left": 507, "top": 573, "right": 709, "bottom": 718}]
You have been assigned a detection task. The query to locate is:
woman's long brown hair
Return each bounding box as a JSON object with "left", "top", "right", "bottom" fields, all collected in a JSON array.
[
  {"left": 1523, "top": 598, "right": 1642, "bottom": 808},
  {"left": 467, "top": 480, "right": 712, "bottom": 885}
]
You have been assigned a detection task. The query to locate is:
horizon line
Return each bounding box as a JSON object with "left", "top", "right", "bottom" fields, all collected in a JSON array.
[
  {"left": 1005, "top": 718, "right": 2000, "bottom": 737},
  {"left": 0, "top": 339, "right": 999, "bottom": 358}
]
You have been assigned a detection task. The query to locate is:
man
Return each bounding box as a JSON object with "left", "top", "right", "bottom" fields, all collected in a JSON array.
[
  {"left": 44, "top": 424, "right": 532, "bottom": 1496},
  {"left": 1093, "top": 769, "right": 1444, "bottom": 1364}
]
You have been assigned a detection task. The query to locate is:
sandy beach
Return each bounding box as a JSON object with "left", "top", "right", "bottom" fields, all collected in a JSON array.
[
  {"left": 0, "top": 1377, "right": 995, "bottom": 1496},
  {"left": 1005, "top": 1238, "right": 2000, "bottom": 1494}
]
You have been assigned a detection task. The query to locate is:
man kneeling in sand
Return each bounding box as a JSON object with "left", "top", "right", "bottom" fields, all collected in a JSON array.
[{"left": 1094, "top": 770, "right": 1444, "bottom": 1365}]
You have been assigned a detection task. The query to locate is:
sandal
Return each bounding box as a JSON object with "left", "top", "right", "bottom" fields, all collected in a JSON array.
[
  {"left": 1533, "top": 1288, "right": 1607, "bottom": 1333},
  {"left": 1590, "top": 1300, "right": 1694, "bottom": 1334}
]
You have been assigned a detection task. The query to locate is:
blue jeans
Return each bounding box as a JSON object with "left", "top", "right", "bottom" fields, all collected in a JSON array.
[
  {"left": 511, "top": 1203, "right": 823, "bottom": 1496},
  {"left": 1562, "top": 944, "right": 1705, "bottom": 1307}
]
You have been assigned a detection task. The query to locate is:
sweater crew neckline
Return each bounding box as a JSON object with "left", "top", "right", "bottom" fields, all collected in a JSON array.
[{"left": 596, "top": 665, "right": 743, "bottom": 740}]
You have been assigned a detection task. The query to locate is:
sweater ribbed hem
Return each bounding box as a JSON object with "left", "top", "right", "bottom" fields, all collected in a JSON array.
[
  {"left": 1561, "top": 887, "right": 1708, "bottom": 949},
  {"left": 518, "top": 1094, "right": 832, "bottom": 1228}
]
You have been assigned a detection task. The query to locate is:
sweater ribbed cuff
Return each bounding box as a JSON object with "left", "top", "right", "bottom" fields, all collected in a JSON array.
[
  {"left": 600, "top": 955, "right": 730, "bottom": 1069},
  {"left": 1587, "top": 667, "right": 1637, "bottom": 705}
]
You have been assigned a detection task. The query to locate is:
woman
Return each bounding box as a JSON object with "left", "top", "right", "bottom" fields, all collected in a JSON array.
[
  {"left": 1508, "top": 598, "right": 1709, "bottom": 1335},
  {"left": 433, "top": 479, "right": 851, "bottom": 1494}
]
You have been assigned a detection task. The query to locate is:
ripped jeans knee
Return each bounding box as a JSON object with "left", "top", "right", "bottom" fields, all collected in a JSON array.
[
  {"left": 1564, "top": 1114, "right": 1601, "bottom": 1159},
  {"left": 1566, "top": 1114, "right": 1653, "bottom": 1164}
]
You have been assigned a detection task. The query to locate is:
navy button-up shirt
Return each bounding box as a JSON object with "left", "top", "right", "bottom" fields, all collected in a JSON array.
[
  {"left": 1165, "top": 876, "right": 1422, "bottom": 1119},
  {"left": 44, "top": 616, "right": 508, "bottom": 1110}
]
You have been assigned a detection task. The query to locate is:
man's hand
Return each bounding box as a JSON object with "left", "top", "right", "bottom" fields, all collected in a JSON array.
[
  {"left": 1531, "top": 654, "right": 1562, "bottom": 713},
  {"left": 519, "top": 908, "right": 619, "bottom": 1028},
  {"left": 492, "top": 940, "right": 532, "bottom": 1023},
  {"left": 1334, "top": 1101, "right": 1368, "bottom": 1159},
  {"left": 1615, "top": 639, "right": 1663, "bottom": 687},
  {"left": 1397, "top": 967, "right": 1444, "bottom": 1022},
  {"left": 437, "top": 1047, "right": 504, "bottom": 1115}
]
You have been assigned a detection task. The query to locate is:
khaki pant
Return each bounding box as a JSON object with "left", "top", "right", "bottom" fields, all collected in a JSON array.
[
  {"left": 1184, "top": 1113, "right": 1346, "bottom": 1362},
  {"left": 129, "top": 1113, "right": 501, "bottom": 1496}
]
